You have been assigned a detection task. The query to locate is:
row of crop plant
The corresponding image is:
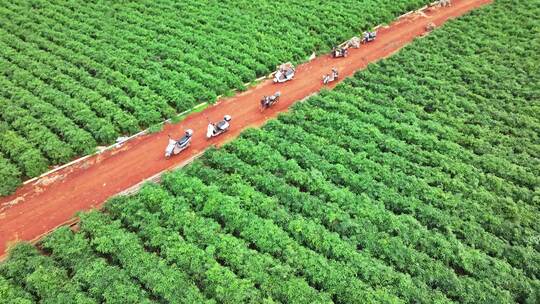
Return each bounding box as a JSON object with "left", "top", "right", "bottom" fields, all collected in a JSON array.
[
  {"left": 0, "top": 0, "right": 429, "bottom": 195},
  {"left": 2, "top": 0, "right": 538, "bottom": 303}
]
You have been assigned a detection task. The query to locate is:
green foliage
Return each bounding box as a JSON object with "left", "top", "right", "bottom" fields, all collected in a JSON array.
[
  {"left": 105, "top": 186, "right": 265, "bottom": 304},
  {"left": 147, "top": 123, "right": 163, "bottom": 134},
  {"left": 0, "top": 276, "right": 33, "bottom": 304},
  {"left": 0, "top": 123, "right": 49, "bottom": 178},
  {"left": 42, "top": 227, "right": 153, "bottom": 304},
  {"left": 2, "top": 1, "right": 539, "bottom": 303},
  {"left": 105, "top": 186, "right": 331, "bottom": 303},
  {"left": 0, "top": 0, "right": 429, "bottom": 195},
  {"left": 78, "top": 211, "right": 211, "bottom": 304},
  {"left": 0, "top": 244, "right": 96, "bottom": 304},
  {"left": 0, "top": 153, "right": 21, "bottom": 196}
]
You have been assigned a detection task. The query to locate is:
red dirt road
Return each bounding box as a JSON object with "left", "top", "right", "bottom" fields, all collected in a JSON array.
[{"left": 0, "top": 0, "right": 491, "bottom": 258}]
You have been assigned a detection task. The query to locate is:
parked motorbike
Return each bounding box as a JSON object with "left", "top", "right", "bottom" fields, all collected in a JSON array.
[
  {"left": 331, "top": 47, "right": 348, "bottom": 58},
  {"left": 165, "top": 129, "right": 193, "bottom": 158},
  {"left": 273, "top": 62, "right": 295, "bottom": 83},
  {"left": 361, "top": 31, "right": 377, "bottom": 43},
  {"left": 260, "top": 91, "right": 281, "bottom": 111},
  {"left": 322, "top": 68, "right": 339, "bottom": 85},
  {"left": 207, "top": 115, "right": 232, "bottom": 139}
]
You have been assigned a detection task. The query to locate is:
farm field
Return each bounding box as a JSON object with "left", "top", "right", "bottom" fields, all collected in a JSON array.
[
  {"left": 0, "top": 0, "right": 431, "bottom": 196},
  {"left": 0, "top": 0, "right": 489, "bottom": 257},
  {"left": 1, "top": 0, "right": 538, "bottom": 303}
]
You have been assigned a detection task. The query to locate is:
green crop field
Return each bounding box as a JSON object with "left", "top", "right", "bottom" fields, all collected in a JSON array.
[
  {"left": 0, "top": 0, "right": 429, "bottom": 195},
  {"left": 2, "top": 0, "right": 539, "bottom": 303}
]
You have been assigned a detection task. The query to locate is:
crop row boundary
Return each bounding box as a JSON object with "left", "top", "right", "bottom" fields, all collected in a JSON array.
[
  {"left": 20, "top": 1, "right": 439, "bottom": 188},
  {"left": 0, "top": 0, "right": 456, "bottom": 261},
  {"left": 21, "top": 76, "right": 265, "bottom": 187},
  {"left": 0, "top": 150, "right": 208, "bottom": 262},
  {"left": 5, "top": 93, "right": 321, "bottom": 260}
]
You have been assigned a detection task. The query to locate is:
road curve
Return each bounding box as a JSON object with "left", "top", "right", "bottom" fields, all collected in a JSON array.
[{"left": 0, "top": 0, "right": 492, "bottom": 258}]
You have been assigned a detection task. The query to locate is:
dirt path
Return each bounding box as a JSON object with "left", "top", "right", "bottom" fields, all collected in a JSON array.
[{"left": 0, "top": 0, "right": 491, "bottom": 258}]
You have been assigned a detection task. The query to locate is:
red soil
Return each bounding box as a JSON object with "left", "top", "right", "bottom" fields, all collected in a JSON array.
[{"left": 0, "top": 0, "right": 492, "bottom": 258}]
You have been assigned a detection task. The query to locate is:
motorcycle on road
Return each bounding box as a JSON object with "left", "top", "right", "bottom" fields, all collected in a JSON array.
[
  {"left": 165, "top": 129, "right": 193, "bottom": 158},
  {"left": 207, "top": 115, "right": 232, "bottom": 139}
]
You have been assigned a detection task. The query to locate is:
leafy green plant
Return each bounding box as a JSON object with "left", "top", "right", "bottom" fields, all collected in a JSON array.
[
  {"left": 2, "top": 2, "right": 539, "bottom": 304},
  {"left": 0, "top": 0, "right": 433, "bottom": 195},
  {"left": 147, "top": 123, "right": 163, "bottom": 134}
]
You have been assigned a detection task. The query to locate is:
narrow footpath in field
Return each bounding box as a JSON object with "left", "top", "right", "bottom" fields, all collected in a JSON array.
[{"left": 0, "top": 0, "right": 492, "bottom": 258}]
